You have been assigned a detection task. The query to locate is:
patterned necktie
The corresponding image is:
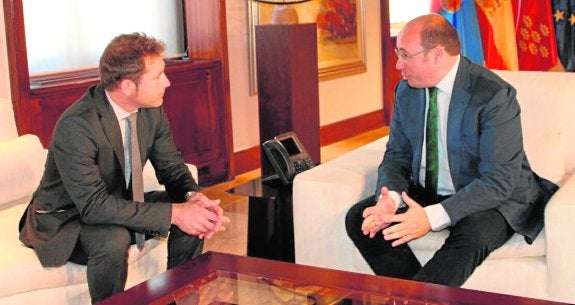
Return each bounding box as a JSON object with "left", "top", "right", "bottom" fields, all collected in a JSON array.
[
  {"left": 425, "top": 87, "right": 439, "bottom": 203},
  {"left": 127, "top": 113, "right": 145, "bottom": 250}
]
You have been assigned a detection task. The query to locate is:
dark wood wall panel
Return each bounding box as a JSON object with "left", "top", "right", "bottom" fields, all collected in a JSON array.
[
  {"left": 25, "top": 60, "right": 231, "bottom": 186},
  {"left": 255, "top": 24, "right": 321, "bottom": 179},
  {"left": 31, "top": 85, "right": 97, "bottom": 146},
  {"left": 163, "top": 60, "right": 231, "bottom": 184},
  {"left": 4, "top": 0, "right": 233, "bottom": 186}
]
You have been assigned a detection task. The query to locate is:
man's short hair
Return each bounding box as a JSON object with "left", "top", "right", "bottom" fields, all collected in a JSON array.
[
  {"left": 99, "top": 33, "right": 166, "bottom": 90},
  {"left": 419, "top": 14, "right": 461, "bottom": 56}
]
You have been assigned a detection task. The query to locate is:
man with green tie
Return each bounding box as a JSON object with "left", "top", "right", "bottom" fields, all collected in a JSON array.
[{"left": 345, "top": 14, "right": 557, "bottom": 286}]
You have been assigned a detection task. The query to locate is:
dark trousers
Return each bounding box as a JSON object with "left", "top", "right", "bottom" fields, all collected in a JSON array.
[
  {"left": 69, "top": 191, "right": 203, "bottom": 304},
  {"left": 345, "top": 194, "right": 514, "bottom": 286}
]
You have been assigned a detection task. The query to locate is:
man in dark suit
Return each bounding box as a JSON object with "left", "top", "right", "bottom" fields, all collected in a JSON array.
[
  {"left": 19, "top": 33, "right": 229, "bottom": 304},
  {"left": 345, "top": 14, "right": 557, "bottom": 286}
]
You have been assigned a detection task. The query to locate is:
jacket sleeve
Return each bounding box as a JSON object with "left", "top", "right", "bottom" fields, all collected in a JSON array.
[
  {"left": 442, "top": 85, "right": 525, "bottom": 225},
  {"left": 52, "top": 113, "right": 172, "bottom": 237},
  {"left": 375, "top": 82, "right": 419, "bottom": 198},
  {"left": 143, "top": 107, "right": 199, "bottom": 201}
]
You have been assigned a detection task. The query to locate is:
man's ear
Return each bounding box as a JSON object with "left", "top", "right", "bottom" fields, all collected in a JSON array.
[
  {"left": 432, "top": 46, "right": 443, "bottom": 63},
  {"left": 118, "top": 79, "right": 137, "bottom": 96}
]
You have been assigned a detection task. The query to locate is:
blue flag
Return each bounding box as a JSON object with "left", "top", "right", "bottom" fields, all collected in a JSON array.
[
  {"left": 436, "top": 0, "right": 485, "bottom": 65},
  {"left": 552, "top": 0, "right": 575, "bottom": 71}
]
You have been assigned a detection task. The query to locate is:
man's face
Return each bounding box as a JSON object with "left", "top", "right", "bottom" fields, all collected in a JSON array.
[
  {"left": 133, "top": 55, "right": 171, "bottom": 108},
  {"left": 394, "top": 25, "right": 436, "bottom": 89}
]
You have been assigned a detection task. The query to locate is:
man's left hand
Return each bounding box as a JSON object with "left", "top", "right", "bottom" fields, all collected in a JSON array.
[
  {"left": 185, "top": 192, "right": 230, "bottom": 239},
  {"left": 381, "top": 191, "right": 431, "bottom": 247}
]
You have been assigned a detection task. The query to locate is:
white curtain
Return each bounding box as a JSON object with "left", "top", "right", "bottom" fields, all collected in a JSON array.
[
  {"left": 389, "top": 0, "right": 432, "bottom": 23},
  {"left": 23, "top": 0, "right": 185, "bottom": 75}
]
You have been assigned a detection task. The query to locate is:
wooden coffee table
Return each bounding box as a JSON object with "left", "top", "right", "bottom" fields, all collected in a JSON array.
[{"left": 100, "top": 252, "right": 567, "bottom": 305}]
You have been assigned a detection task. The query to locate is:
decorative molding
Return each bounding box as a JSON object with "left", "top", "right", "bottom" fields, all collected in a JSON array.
[
  {"left": 232, "top": 109, "right": 386, "bottom": 175},
  {"left": 320, "top": 109, "right": 385, "bottom": 146},
  {"left": 233, "top": 145, "right": 261, "bottom": 176}
]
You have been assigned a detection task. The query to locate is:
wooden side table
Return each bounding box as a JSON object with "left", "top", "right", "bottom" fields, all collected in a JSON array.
[{"left": 226, "top": 177, "right": 295, "bottom": 263}]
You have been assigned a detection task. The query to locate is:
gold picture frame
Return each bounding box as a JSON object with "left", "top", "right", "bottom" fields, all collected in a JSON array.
[{"left": 248, "top": 0, "right": 367, "bottom": 94}]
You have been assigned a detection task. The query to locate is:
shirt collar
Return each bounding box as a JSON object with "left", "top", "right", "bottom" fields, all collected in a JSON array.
[
  {"left": 105, "top": 90, "right": 137, "bottom": 121},
  {"left": 435, "top": 55, "right": 460, "bottom": 94}
]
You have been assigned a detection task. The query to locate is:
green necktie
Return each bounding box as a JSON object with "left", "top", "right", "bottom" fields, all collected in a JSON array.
[{"left": 425, "top": 87, "right": 439, "bottom": 202}]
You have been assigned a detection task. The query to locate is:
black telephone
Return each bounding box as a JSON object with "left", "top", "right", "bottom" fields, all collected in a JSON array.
[{"left": 262, "top": 131, "right": 316, "bottom": 184}]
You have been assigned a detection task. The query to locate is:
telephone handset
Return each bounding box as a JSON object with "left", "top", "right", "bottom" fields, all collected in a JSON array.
[{"left": 262, "top": 132, "right": 315, "bottom": 184}]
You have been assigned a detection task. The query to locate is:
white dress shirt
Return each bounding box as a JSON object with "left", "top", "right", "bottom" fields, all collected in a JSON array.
[
  {"left": 105, "top": 91, "right": 138, "bottom": 186},
  {"left": 389, "top": 56, "right": 461, "bottom": 231}
]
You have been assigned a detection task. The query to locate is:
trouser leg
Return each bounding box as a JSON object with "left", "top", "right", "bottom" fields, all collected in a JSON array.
[
  {"left": 69, "top": 224, "right": 131, "bottom": 304},
  {"left": 345, "top": 196, "right": 421, "bottom": 280},
  {"left": 144, "top": 190, "right": 204, "bottom": 270},
  {"left": 167, "top": 224, "right": 204, "bottom": 269},
  {"left": 413, "top": 209, "right": 514, "bottom": 286}
]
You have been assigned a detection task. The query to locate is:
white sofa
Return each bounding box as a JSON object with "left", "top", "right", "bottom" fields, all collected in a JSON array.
[
  {"left": 0, "top": 98, "right": 198, "bottom": 305},
  {"left": 293, "top": 70, "right": 575, "bottom": 303}
]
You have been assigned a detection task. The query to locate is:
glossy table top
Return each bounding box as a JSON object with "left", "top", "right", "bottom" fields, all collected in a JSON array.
[{"left": 101, "top": 252, "right": 567, "bottom": 305}]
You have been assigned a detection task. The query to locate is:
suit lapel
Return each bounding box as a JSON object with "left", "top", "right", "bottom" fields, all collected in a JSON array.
[
  {"left": 94, "top": 86, "right": 127, "bottom": 174},
  {"left": 406, "top": 88, "right": 427, "bottom": 182},
  {"left": 446, "top": 60, "right": 473, "bottom": 188},
  {"left": 136, "top": 112, "right": 150, "bottom": 166}
]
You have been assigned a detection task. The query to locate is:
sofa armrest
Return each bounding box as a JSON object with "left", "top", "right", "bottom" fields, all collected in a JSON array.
[
  {"left": 0, "top": 134, "right": 46, "bottom": 206},
  {"left": 143, "top": 162, "right": 199, "bottom": 192},
  {"left": 292, "top": 136, "right": 388, "bottom": 272},
  {"left": 545, "top": 173, "right": 575, "bottom": 302}
]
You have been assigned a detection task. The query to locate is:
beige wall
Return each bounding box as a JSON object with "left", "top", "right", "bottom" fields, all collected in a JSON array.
[
  {"left": 0, "top": 1, "right": 383, "bottom": 152},
  {"left": 226, "top": 1, "right": 383, "bottom": 151}
]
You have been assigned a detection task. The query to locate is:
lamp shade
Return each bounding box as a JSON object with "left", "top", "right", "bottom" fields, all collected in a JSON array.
[
  {"left": 252, "top": 0, "right": 310, "bottom": 24},
  {"left": 251, "top": 0, "right": 310, "bottom": 4}
]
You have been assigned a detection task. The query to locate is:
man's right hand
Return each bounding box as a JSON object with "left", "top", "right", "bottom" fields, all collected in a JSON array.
[
  {"left": 361, "top": 186, "right": 397, "bottom": 238},
  {"left": 171, "top": 194, "right": 230, "bottom": 239},
  {"left": 183, "top": 192, "right": 229, "bottom": 239}
]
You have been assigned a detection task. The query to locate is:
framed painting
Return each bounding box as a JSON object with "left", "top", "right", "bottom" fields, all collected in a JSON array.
[{"left": 248, "top": 0, "right": 366, "bottom": 94}]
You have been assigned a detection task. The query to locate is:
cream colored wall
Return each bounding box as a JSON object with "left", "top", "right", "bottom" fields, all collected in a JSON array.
[
  {"left": 226, "top": 1, "right": 383, "bottom": 152},
  {"left": 0, "top": 1, "right": 383, "bottom": 152},
  {"left": 319, "top": 1, "right": 383, "bottom": 125}
]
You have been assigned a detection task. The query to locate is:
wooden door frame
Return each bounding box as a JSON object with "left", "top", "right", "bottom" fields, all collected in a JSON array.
[{"left": 380, "top": 0, "right": 400, "bottom": 125}]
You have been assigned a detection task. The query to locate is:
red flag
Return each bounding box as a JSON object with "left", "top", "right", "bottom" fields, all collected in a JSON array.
[
  {"left": 430, "top": 0, "right": 443, "bottom": 12},
  {"left": 553, "top": 0, "right": 575, "bottom": 71},
  {"left": 476, "top": 0, "right": 519, "bottom": 70},
  {"left": 516, "top": 1, "right": 560, "bottom": 70}
]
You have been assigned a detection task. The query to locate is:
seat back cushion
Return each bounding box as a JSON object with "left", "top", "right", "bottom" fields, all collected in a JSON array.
[{"left": 492, "top": 70, "right": 575, "bottom": 183}]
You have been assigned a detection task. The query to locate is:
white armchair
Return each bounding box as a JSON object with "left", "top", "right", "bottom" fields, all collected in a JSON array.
[
  {"left": 293, "top": 70, "right": 575, "bottom": 303},
  {"left": 0, "top": 98, "right": 198, "bottom": 305}
]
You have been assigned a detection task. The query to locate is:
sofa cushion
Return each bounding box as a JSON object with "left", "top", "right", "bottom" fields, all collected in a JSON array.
[
  {"left": 0, "top": 201, "right": 165, "bottom": 299},
  {"left": 0, "top": 134, "right": 46, "bottom": 206}
]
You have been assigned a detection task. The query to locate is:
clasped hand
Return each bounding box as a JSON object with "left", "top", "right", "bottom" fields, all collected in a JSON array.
[
  {"left": 172, "top": 192, "right": 230, "bottom": 239},
  {"left": 361, "top": 187, "right": 430, "bottom": 247}
]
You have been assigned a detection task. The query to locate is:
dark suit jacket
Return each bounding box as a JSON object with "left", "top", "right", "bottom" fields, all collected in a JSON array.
[
  {"left": 376, "top": 57, "right": 557, "bottom": 243},
  {"left": 19, "top": 84, "right": 199, "bottom": 267}
]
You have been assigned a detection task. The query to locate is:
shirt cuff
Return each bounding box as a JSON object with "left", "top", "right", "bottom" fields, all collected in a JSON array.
[
  {"left": 386, "top": 191, "right": 403, "bottom": 210},
  {"left": 424, "top": 204, "right": 451, "bottom": 231}
]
